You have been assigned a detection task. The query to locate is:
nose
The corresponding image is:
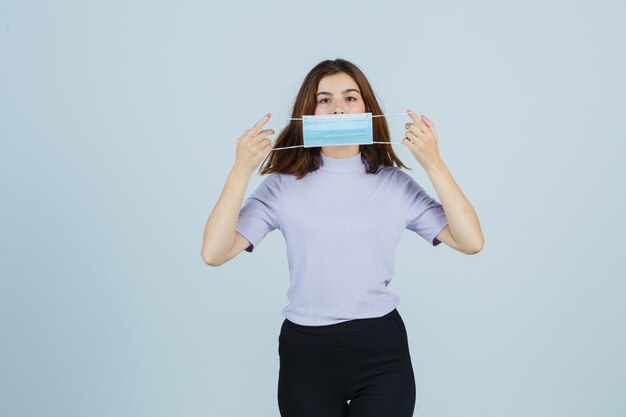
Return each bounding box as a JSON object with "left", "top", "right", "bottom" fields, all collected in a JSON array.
[{"left": 333, "top": 107, "right": 344, "bottom": 114}]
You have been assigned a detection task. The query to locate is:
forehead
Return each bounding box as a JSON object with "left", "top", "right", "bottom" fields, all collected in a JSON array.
[{"left": 317, "top": 73, "right": 359, "bottom": 92}]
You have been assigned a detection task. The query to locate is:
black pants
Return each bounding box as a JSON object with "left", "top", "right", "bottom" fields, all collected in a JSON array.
[{"left": 278, "top": 308, "right": 416, "bottom": 417}]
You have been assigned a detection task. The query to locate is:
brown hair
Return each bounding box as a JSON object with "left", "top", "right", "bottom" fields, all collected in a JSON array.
[{"left": 258, "top": 58, "right": 412, "bottom": 179}]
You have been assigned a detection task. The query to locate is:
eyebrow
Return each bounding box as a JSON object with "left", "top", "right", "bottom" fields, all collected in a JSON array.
[{"left": 316, "top": 88, "right": 361, "bottom": 97}]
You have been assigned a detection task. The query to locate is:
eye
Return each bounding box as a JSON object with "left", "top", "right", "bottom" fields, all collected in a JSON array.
[
  {"left": 318, "top": 98, "right": 330, "bottom": 104},
  {"left": 347, "top": 96, "right": 357, "bottom": 102}
]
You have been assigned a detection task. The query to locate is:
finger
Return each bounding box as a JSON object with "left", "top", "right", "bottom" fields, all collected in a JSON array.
[
  {"left": 406, "top": 109, "right": 429, "bottom": 132},
  {"left": 247, "top": 113, "right": 272, "bottom": 138},
  {"left": 402, "top": 136, "right": 415, "bottom": 148},
  {"left": 253, "top": 129, "right": 275, "bottom": 141},
  {"left": 259, "top": 137, "right": 273, "bottom": 148},
  {"left": 262, "top": 139, "right": 274, "bottom": 151},
  {"left": 422, "top": 115, "right": 437, "bottom": 136},
  {"left": 404, "top": 122, "right": 423, "bottom": 133},
  {"left": 252, "top": 138, "right": 272, "bottom": 154},
  {"left": 405, "top": 123, "right": 425, "bottom": 136},
  {"left": 406, "top": 130, "right": 420, "bottom": 143}
]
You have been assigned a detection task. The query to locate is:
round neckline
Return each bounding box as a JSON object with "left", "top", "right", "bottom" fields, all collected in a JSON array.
[{"left": 319, "top": 151, "right": 365, "bottom": 173}]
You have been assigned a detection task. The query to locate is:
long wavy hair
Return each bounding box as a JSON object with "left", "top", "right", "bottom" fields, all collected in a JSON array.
[{"left": 259, "top": 58, "right": 411, "bottom": 179}]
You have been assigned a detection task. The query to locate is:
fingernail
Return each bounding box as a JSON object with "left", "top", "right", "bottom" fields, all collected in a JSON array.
[
  {"left": 265, "top": 113, "right": 271, "bottom": 118},
  {"left": 407, "top": 109, "right": 413, "bottom": 114}
]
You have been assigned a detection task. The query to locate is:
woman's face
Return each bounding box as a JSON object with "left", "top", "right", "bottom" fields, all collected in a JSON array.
[{"left": 314, "top": 72, "right": 366, "bottom": 115}]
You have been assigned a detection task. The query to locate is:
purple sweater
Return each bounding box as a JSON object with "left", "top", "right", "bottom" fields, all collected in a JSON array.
[{"left": 236, "top": 151, "right": 448, "bottom": 325}]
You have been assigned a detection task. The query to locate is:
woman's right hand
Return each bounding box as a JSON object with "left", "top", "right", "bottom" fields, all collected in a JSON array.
[{"left": 234, "top": 113, "right": 275, "bottom": 175}]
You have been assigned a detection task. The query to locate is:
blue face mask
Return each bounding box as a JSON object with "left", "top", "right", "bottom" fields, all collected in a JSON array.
[
  {"left": 262, "top": 111, "right": 409, "bottom": 155},
  {"left": 301, "top": 112, "right": 373, "bottom": 148}
]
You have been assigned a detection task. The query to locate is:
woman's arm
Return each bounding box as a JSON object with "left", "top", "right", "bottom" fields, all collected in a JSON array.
[
  {"left": 403, "top": 110, "right": 484, "bottom": 254},
  {"left": 201, "top": 165, "right": 253, "bottom": 265},
  {"left": 426, "top": 160, "right": 484, "bottom": 254},
  {"left": 201, "top": 114, "right": 275, "bottom": 265}
]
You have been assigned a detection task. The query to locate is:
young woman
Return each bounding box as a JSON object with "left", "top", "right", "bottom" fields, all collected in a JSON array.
[{"left": 201, "top": 58, "right": 484, "bottom": 417}]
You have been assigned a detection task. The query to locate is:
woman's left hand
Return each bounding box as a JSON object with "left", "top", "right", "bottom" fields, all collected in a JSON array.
[{"left": 403, "top": 109, "right": 443, "bottom": 170}]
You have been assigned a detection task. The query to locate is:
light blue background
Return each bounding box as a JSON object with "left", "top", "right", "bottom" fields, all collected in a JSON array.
[{"left": 1, "top": 1, "right": 625, "bottom": 416}]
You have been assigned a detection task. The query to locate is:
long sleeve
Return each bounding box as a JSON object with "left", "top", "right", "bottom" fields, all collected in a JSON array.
[
  {"left": 235, "top": 173, "right": 282, "bottom": 252},
  {"left": 395, "top": 168, "right": 448, "bottom": 246}
]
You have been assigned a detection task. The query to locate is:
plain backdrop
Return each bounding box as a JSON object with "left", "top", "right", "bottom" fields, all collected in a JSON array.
[{"left": 1, "top": 1, "right": 625, "bottom": 416}]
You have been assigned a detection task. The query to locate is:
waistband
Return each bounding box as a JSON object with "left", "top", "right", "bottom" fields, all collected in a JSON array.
[{"left": 282, "top": 308, "right": 400, "bottom": 335}]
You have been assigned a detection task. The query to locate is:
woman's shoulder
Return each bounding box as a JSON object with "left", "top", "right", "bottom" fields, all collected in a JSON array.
[
  {"left": 374, "top": 164, "right": 400, "bottom": 179},
  {"left": 376, "top": 164, "right": 397, "bottom": 173},
  {"left": 377, "top": 165, "right": 423, "bottom": 190},
  {"left": 252, "top": 172, "right": 284, "bottom": 194}
]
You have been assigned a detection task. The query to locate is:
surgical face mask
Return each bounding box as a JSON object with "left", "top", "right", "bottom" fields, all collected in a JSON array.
[
  {"left": 301, "top": 112, "right": 373, "bottom": 148},
  {"left": 265, "top": 111, "right": 409, "bottom": 152}
]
